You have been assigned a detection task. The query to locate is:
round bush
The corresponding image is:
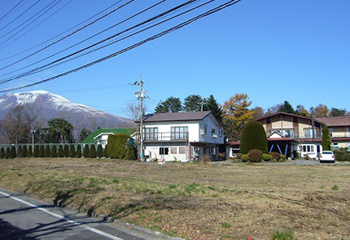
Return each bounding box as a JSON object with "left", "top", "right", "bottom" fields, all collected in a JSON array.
[
  {"left": 248, "top": 149, "right": 262, "bottom": 162},
  {"left": 270, "top": 152, "right": 281, "bottom": 160},
  {"left": 262, "top": 153, "right": 272, "bottom": 161},
  {"left": 241, "top": 154, "right": 249, "bottom": 162}
]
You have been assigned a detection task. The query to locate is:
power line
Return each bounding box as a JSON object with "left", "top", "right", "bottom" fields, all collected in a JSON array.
[
  {"left": 0, "top": 0, "right": 62, "bottom": 46},
  {"left": 0, "top": 0, "right": 133, "bottom": 71},
  {"left": 0, "top": 0, "right": 242, "bottom": 93},
  {"left": 0, "top": 0, "right": 24, "bottom": 22},
  {"left": 0, "top": 0, "right": 40, "bottom": 33},
  {"left": 0, "top": 0, "right": 125, "bottom": 61},
  {"left": 0, "top": 0, "right": 166, "bottom": 78},
  {"left": 0, "top": 0, "right": 200, "bottom": 82}
]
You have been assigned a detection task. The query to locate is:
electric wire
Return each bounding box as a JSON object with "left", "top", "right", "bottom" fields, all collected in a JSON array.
[
  {"left": 0, "top": 0, "right": 166, "bottom": 77},
  {"left": 0, "top": 0, "right": 62, "bottom": 46},
  {"left": 0, "top": 0, "right": 74, "bottom": 50},
  {"left": 0, "top": 0, "right": 133, "bottom": 71},
  {"left": 0, "top": 0, "right": 200, "bottom": 83},
  {"left": 0, "top": 0, "right": 125, "bottom": 61},
  {"left": 0, "top": 0, "right": 24, "bottom": 22},
  {"left": 0, "top": 0, "right": 242, "bottom": 93},
  {"left": 0, "top": 0, "right": 40, "bottom": 33}
]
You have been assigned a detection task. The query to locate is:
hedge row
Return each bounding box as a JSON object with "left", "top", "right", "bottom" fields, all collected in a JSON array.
[
  {"left": 0, "top": 144, "right": 105, "bottom": 159},
  {"left": 238, "top": 150, "right": 286, "bottom": 163}
]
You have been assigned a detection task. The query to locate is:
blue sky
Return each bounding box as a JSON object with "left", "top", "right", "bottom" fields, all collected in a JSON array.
[{"left": 0, "top": 0, "right": 349, "bottom": 118}]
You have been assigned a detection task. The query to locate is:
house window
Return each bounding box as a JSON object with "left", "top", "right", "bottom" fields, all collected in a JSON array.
[
  {"left": 200, "top": 124, "right": 207, "bottom": 135},
  {"left": 171, "top": 126, "right": 188, "bottom": 140},
  {"left": 159, "top": 147, "right": 169, "bottom": 155},
  {"left": 211, "top": 129, "right": 217, "bottom": 138},
  {"left": 145, "top": 127, "right": 158, "bottom": 140},
  {"left": 304, "top": 129, "right": 314, "bottom": 138},
  {"left": 302, "top": 145, "right": 314, "bottom": 153}
]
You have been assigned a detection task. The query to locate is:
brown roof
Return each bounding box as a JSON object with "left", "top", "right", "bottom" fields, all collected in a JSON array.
[
  {"left": 315, "top": 116, "right": 350, "bottom": 127},
  {"left": 143, "top": 111, "right": 212, "bottom": 123},
  {"left": 255, "top": 112, "right": 325, "bottom": 125}
]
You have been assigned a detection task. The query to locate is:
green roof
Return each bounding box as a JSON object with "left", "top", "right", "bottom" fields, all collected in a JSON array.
[{"left": 81, "top": 128, "right": 136, "bottom": 144}]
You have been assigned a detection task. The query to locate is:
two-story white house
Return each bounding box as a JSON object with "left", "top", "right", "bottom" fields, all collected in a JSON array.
[{"left": 142, "top": 111, "right": 224, "bottom": 162}]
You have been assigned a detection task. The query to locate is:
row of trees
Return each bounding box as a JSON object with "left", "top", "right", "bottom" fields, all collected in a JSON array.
[
  {"left": 154, "top": 94, "right": 348, "bottom": 142},
  {"left": 0, "top": 105, "right": 92, "bottom": 144}
]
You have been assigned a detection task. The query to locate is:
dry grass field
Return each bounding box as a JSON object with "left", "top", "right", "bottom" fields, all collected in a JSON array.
[{"left": 0, "top": 158, "right": 349, "bottom": 240}]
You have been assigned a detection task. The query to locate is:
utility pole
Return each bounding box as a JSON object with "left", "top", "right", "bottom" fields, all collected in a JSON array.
[{"left": 133, "top": 77, "right": 146, "bottom": 161}]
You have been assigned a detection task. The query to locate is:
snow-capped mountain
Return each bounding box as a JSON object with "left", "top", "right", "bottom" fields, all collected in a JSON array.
[{"left": 0, "top": 90, "right": 134, "bottom": 129}]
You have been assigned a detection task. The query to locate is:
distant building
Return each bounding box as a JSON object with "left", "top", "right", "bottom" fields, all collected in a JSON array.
[{"left": 81, "top": 128, "right": 136, "bottom": 148}]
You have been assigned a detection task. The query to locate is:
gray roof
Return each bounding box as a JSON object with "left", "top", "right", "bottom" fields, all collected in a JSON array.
[
  {"left": 315, "top": 116, "right": 350, "bottom": 127},
  {"left": 143, "top": 111, "right": 212, "bottom": 123}
]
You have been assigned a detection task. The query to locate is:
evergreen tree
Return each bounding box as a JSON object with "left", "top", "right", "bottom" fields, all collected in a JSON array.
[
  {"left": 28, "top": 145, "right": 33, "bottom": 158},
  {"left": 63, "top": 145, "right": 69, "bottom": 157},
  {"left": 39, "top": 145, "right": 45, "bottom": 157},
  {"left": 278, "top": 100, "right": 295, "bottom": 114},
  {"left": 33, "top": 145, "right": 39, "bottom": 157},
  {"left": 51, "top": 145, "right": 57, "bottom": 158},
  {"left": 69, "top": 145, "right": 75, "bottom": 158},
  {"left": 184, "top": 94, "right": 204, "bottom": 112},
  {"left": 22, "top": 146, "right": 28, "bottom": 158},
  {"left": 322, "top": 125, "right": 331, "bottom": 151},
  {"left": 45, "top": 145, "right": 51, "bottom": 158},
  {"left": 240, "top": 121, "right": 268, "bottom": 154},
  {"left": 58, "top": 145, "right": 64, "bottom": 157},
  {"left": 205, "top": 95, "right": 224, "bottom": 123},
  {"left": 83, "top": 145, "right": 90, "bottom": 158},
  {"left": 155, "top": 97, "right": 182, "bottom": 113},
  {"left": 90, "top": 145, "right": 96, "bottom": 158},
  {"left": 11, "top": 146, "right": 16, "bottom": 158},
  {"left": 97, "top": 145, "right": 103, "bottom": 158},
  {"left": 17, "top": 146, "right": 23, "bottom": 158},
  {"left": 76, "top": 145, "right": 82, "bottom": 158},
  {"left": 5, "top": 147, "right": 11, "bottom": 159},
  {"left": 0, "top": 148, "right": 5, "bottom": 159}
]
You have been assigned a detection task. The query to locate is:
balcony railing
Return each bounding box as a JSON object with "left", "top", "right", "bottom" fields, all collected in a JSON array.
[{"left": 145, "top": 132, "right": 189, "bottom": 142}]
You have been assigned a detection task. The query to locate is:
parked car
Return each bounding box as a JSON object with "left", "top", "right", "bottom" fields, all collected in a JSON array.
[{"left": 318, "top": 151, "right": 335, "bottom": 163}]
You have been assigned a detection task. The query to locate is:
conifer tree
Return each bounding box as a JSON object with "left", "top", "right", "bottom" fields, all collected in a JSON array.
[
  {"left": 0, "top": 148, "right": 5, "bottom": 159},
  {"left": 51, "top": 145, "right": 57, "bottom": 158},
  {"left": 322, "top": 125, "right": 331, "bottom": 151},
  {"left": 58, "top": 145, "right": 64, "bottom": 157},
  {"left": 5, "top": 147, "right": 11, "bottom": 159},
  {"left": 76, "top": 145, "right": 82, "bottom": 158},
  {"left": 69, "top": 145, "right": 75, "bottom": 158},
  {"left": 17, "top": 146, "right": 23, "bottom": 158},
  {"left": 63, "top": 145, "right": 69, "bottom": 157},
  {"left": 45, "top": 145, "right": 51, "bottom": 158},
  {"left": 97, "top": 145, "right": 103, "bottom": 158},
  {"left": 33, "top": 145, "right": 39, "bottom": 157},
  {"left": 90, "top": 145, "right": 96, "bottom": 158},
  {"left": 83, "top": 145, "right": 90, "bottom": 158},
  {"left": 39, "top": 145, "right": 45, "bottom": 158},
  {"left": 11, "top": 146, "right": 16, "bottom": 158},
  {"left": 28, "top": 146, "right": 33, "bottom": 158},
  {"left": 22, "top": 146, "right": 28, "bottom": 158}
]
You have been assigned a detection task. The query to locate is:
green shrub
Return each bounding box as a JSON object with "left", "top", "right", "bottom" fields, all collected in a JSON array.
[
  {"left": 28, "top": 145, "right": 33, "bottom": 158},
  {"left": 39, "top": 145, "right": 45, "bottom": 158},
  {"left": 63, "top": 145, "right": 69, "bottom": 157},
  {"left": 248, "top": 149, "right": 262, "bottom": 162},
  {"left": 76, "top": 145, "right": 82, "bottom": 158},
  {"left": 22, "top": 146, "right": 27, "bottom": 158},
  {"left": 11, "top": 146, "right": 16, "bottom": 158},
  {"left": 241, "top": 154, "right": 249, "bottom": 162},
  {"left": 262, "top": 153, "right": 272, "bottom": 161},
  {"left": 5, "top": 147, "right": 11, "bottom": 159},
  {"left": 83, "top": 145, "right": 90, "bottom": 158},
  {"left": 270, "top": 152, "right": 281, "bottom": 160},
  {"left": 33, "top": 145, "right": 39, "bottom": 157},
  {"left": 240, "top": 121, "right": 268, "bottom": 154},
  {"left": 58, "top": 145, "right": 64, "bottom": 157},
  {"left": 280, "top": 154, "right": 286, "bottom": 160},
  {"left": 334, "top": 148, "right": 350, "bottom": 161},
  {"left": 0, "top": 147, "right": 5, "bottom": 159},
  {"left": 90, "top": 145, "right": 96, "bottom": 158},
  {"left": 97, "top": 145, "right": 103, "bottom": 158},
  {"left": 51, "top": 145, "right": 57, "bottom": 158},
  {"left": 272, "top": 229, "right": 294, "bottom": 240},
  {"left": 17, "top": 146, "right": 23, "bottom": 158},
  {"left": 69, "top": 145, "right": 75, "bottom": 158},
  {"left": 106, "top": 133, "right": 135, "bottom": 160},
  {"left": 44, "top": 145, "right": 51, "bottom": 157}
]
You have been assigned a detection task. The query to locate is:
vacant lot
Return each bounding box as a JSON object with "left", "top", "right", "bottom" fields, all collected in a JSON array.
[{"left": 0, "top": 158, "right": 349, "bottom": 240}]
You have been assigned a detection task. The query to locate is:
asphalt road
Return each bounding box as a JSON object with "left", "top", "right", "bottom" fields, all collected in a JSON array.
[{"left": 0, "top": 188, "right": 183, "bottom": 240}]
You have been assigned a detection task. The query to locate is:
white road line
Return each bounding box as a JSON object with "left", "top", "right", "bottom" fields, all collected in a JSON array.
[{"left": 0, "top": 190, "right": 124, "bottom": 240}]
